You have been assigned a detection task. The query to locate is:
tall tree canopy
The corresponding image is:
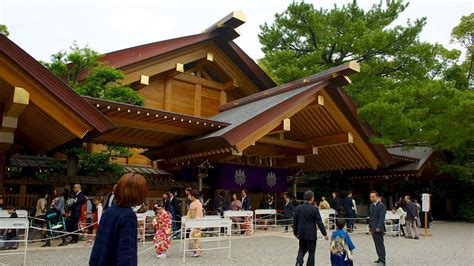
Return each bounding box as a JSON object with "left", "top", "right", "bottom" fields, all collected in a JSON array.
[
  {"left": 43, "top": 42, "right": 144, "bottom": 106},
  {"left": 259, "top": 1, "right": 473, "bottom": 180}
]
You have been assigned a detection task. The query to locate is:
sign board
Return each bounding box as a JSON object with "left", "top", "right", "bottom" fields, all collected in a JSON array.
[
  {"left": 421, "top": 193, "right": 430, "bottom": 212},
  {"left": 319, "top": 209, "right": 336, "bottom": 220}
]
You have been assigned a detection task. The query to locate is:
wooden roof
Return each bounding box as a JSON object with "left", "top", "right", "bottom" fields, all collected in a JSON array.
[
  {"left": 85, "top": 97, "right": 229, "bottom": 149},
  {"left": 0, "top": 34, "right": 116, "bottom": 155},
  {"left": 144, "top": 62, "right": 395, "bottom": 171}
]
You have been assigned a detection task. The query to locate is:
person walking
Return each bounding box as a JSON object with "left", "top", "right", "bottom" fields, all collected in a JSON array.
[
  {"left": 283, "top": 194, "right": 295, "bottom": 232},
  {"left": 186, "top": 189, "right": 203, "bottom": 258},
  {"left": 404, "top": 195, "right": 420, "bottom": 240},
  {"left": 89, "top": 173, "right": 148, "bottom": 266},
  {"left": 343, "top": 192, "right": 355, "bottom": 232},
  {"left": 293, "top": 190, "right": 328, "bottom": 266},
  {"left": 67, "top": 184, "right": 86, "bottom": 244},
  {"left": 152, "top": 203, "right": 173, "bottom": 259},
  {"left": 368, "top": 191, "right": 386, "bottom": 265}
]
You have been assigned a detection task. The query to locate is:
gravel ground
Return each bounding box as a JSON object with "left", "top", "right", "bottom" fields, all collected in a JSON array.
[{"left": 1, "top": 221, "right": 473, "bottom": 265}]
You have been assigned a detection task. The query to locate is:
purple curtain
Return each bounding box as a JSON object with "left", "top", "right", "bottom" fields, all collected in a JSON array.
[{"left": 218, "top": 164, "right": 287, "bottom": 192}]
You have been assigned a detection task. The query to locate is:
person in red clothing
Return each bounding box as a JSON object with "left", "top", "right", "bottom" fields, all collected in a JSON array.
[{"left": 85, "top": 197, "right": 103, "bottom": 246}]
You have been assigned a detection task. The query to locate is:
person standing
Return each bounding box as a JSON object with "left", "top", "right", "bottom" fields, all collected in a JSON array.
[
  {"left": 392, "top": 203, "right": 406, "bottom": 237},
  {"left": 229, "top": 193, "right": 242, "bottom": 234},
  {"left": 343, "top": 192, "right": 355, "bottom": 232},
  {"left": 241, "top": 189, "right": 251, "bottom": 211},
  {"left": 35, "top": 192, "right": 48, "bottom": 217},
  {"left": 368, "top": 191, "right": 386, "bottom": 265},
  {"left": 162, "top": 192, "right": 171, "bottom": 212},
  {"left": 67, "top": 184, "right": 86, "bottom": 244},
  {"left": 186, "top": 189, "right": 203, "bottom": 258},
  {"left": 330, "top": 192, "right": 343, "bottom": 217},
  {"left": 169, "top": 189, "right": 181, "bottom": 236},
  {"left": 283, "top": 194, "right": 295, "bottom": 232},
  {"left": 103, "top": 184, "right": 116, "bottom": 211},
  {"left": 293, "top": 190, "right": 328, "bottom": 266},
  {"left": 319, "top": 196, "right": 330, "bottom": 209},
  {"left": 85, "top": 196, "right": 103, "bottom": 246},
  {"left": 213, "top": 191, "right": 227, "bottom": 216},
  {"left": 405, "top": 195, "right": 420, "bottom": 240},
  {"left": 89, "top": 173, "right": 148, "bottom": 265},
  {"left": 152, "top": 203, "right": 173, "bottom": 259},
  {"left": 240, "top": 189, "right": 253, "bottom": 235}
]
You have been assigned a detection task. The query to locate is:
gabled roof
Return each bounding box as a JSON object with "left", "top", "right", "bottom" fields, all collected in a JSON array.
[
  {"left": 82, "top": 28, "right": 275, "bottom": 91},
  {"left": 0, "top": 34, "right": 117, "bottom": 154},
  {"left": 144, "top": 62, "right": 395, "bottom": 171},
  {"left": 387, "top": 146, "right": 434, "bottom": 171}
]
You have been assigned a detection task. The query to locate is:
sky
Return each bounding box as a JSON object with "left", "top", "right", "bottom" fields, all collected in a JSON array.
[{"left": 1, "top": 0, "right": 472, "bottom": 62}]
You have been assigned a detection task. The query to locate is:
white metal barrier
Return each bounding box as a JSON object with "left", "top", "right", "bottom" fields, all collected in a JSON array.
[
  {"left": 182, "top": 218, "right": 232, "bottom": 262},
  {"left": 319, "top": 209, "right": 336, "bottom": 230},
  {"left": 0, "top": 210, "right": 28, "bottom": 218},
  {"left": 366, "top": 211, "right": 401, "bottom": 236},
  {"left": 254, "top": 209, "right": 277, "bottom": 229},
  {"left": 0, "top": 218, "right": 29, "bottom": 265},
  {"left": 223, "top": 210, "right": 253, "bottom": 234}
]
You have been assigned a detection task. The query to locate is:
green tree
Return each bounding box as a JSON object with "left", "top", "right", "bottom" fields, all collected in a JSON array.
[
  {"left": 259, "top": 0, "right": 473, "bottom": 180},
  {"left": 451, "top": 13, "right": 473, "bottom": 87},
  {"left": 0, "top": 24, "right": 9, "bottom": 36},
  {"left": 43, "top": 42, "right": 144, "bottom": 106}
]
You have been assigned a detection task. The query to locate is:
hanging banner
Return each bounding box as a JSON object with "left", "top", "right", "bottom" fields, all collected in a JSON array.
[{"left": 218, "top": 164, "right": 287, "bottom": 192}]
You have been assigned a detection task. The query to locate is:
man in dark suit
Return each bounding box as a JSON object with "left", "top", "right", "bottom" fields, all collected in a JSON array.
[
  {"left": 343, "top": 191, "right": 355, "bottom": 232},
  {"left": 369, "top": 191, "right": 386, "bottom": 265},
  {"left": 241, "top": 189, "right": 251, "bottom": 210},
  {"left": 293, "top": 190, "right": 328, "bottom": 266},
  {"left": 283, "top": 194, "right": 295, "bottom": 232},
  {"left": 169, "top": 189, "right": 181, "bottom": 235},
  {"left": 67, "top": 183, "right": 86, "bottom": 244}
]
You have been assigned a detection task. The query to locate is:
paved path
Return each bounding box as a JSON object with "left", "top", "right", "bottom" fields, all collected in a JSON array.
[{"left": 1, "top": 221, "right": 473, "bottom": 265}]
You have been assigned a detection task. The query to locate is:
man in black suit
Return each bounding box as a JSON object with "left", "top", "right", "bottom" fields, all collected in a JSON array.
[
  {"left": 293, "top": 190, "right": 328, "bottom": 266},
  {"left": 103, "top": 184, "right": 116, "bottom": 211},
  {"left": 343, "top": 191, "right": 355, "bottom": 232},
  {"left": 369, "top": 191, "right": 386, "bottom": 265},
  {"left": 283, "top": 194, "right": 295, "bottom": 232},
  {"left": 67, "top": 183, "right": 86, "bottom": 244}
]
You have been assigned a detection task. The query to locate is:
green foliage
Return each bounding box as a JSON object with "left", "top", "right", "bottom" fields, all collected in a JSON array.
[
  {"left": 0, "top": 24, "right": 9, "bottom": 36},
  {"left": 43, "top": 42, "right": 144, "bottom": 106},
  {"left": 451, "top": 13, "right": 473, "bottom": 87},
  {"left": 70, "top": 146, "right": 132, "bottom": 177},
  {"left": 458, "top": 196, "right": 474, "bottom": 222},
  {"left": 259, "top": 0, "right": 473, "bottom": 180}
]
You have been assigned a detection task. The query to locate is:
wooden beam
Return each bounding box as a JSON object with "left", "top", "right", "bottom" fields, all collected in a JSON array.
[
  {"left": 1, "top": 87, "right": 29, "bottom": 144},
  {"left": 277, "top": 155, "right": 305, "bottom": 167},
  {"left": 222, "top": 79, "right": 240, "bottom": 90},
  {"left": 266, "top": 118, "right": 291, "bottom": 135},
  {"left": 194, "top": 83, "right": 202, "bottom": 116},
  {"left": 122, "top": 49, "right": 208, "bottom": 84},
  {"left": 130, "top": 75, "right": 149, "bottom": 90},
  {"left": 164, "top": 79, "right": 172, "bottom": 111},
  {"left": 220, "top": 91, "right": 227, "bottom": 106},
  {"left": 306, "top": 132, "right": 353, "bottom": 147},
  {"left": 93, "top": 134, "right": 167, "bottom": 148},
  {"left": 109, "top": 117, "right": 203, "bottom": 136},
  {"left": 173, "top": 73, "right": 229, "bottom": 91},
  {"left": 206, "top": 52, "right": 214, "bottom": 62},
  {"left": 258, "top": 136, "right": 310, "bottom": 150},
  {"left": 203, "top": 10, "right": 246, "bottom": 33},
  {"left": 0, "top": 132, "right": 14, "bottom": 144}
]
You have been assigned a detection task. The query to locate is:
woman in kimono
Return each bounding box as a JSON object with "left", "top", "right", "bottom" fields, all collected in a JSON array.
[{"left": 153, "top": 203, "right": 173, "bottom": 259}]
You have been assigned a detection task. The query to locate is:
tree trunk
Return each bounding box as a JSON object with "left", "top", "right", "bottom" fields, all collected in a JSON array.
[{"left": 67, "top": 154, "right": 79, "bottom": 177}]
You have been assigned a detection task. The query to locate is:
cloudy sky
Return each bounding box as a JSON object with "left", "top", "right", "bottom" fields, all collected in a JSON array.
[{"left": 1, "top": 0, "right": 472, "bottom": 62}]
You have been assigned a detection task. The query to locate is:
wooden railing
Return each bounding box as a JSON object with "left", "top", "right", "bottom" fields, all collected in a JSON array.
[{"left": 3, "top": 193, "right": 38, "bottom": 210}]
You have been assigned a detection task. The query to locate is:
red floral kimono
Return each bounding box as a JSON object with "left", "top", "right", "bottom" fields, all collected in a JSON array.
[{"left": 152, "top": 209, "right": 173, "bottom": 254}]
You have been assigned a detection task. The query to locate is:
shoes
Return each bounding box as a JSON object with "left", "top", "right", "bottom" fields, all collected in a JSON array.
[
  {"left": 374, "top": 259, "right": 386, "bottom": 264},
  {"left": 84, "top": 241, "right": 93, "bottom": 246},
  {"left": 58, "top": 241, "right": 68, "bottom": 246},
  {"left": 191, "top": 252, "right": 200, "bottom": 258},
  {"left": 41, "top": 241, "right": 51, "bottom": 247},
  {"left": 414, "top": 237, "right": 419, "bottom": 240},
  {"left": 157, "top": 253, "right": 167, "bottom": 259},
  {"left": 405, "top": 236, "right": 413, "bottom": 239}
]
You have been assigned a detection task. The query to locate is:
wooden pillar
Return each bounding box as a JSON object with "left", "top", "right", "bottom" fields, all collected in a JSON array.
[
  {"left": 194, "top": 83, "right": 202, "bottom": 116},
  {"left": 19, "top": 181, "right": 26, "bottom": 208},
  {"left": 293, "top": 181, "right": 297, "bottom": 198},
  {"left": 164, "top": 79, "right": 172, "bottom": 111},
  {"left": 0, "top": 154, "right": 5, "bottom": 197},
  {"left": 220, "top": 91, "right": 227, "bottom": 106},
  {"left": 198, "top": 176, "right": 203, "bottom": 192},
  {"left": 66, "top": 154, "right": 79, "bottom": 177}
]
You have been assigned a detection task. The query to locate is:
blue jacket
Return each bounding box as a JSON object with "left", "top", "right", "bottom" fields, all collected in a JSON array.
[
  {"left": 89, "top": 205, "right": 137, "bottom": 266},
  {"left": 368, "top": 201, "right": 386, "bottom": 232}
]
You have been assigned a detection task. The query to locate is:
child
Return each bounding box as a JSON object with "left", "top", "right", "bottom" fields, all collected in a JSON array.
[
  {"left": 153, "top": 203, "right": 172, "bottom": 259},
  {"left": 330, "top": 219, "right": 355, "bottom": 266},
  {"left": 85, "top": 197, "right": 103, "bottom": 246}
]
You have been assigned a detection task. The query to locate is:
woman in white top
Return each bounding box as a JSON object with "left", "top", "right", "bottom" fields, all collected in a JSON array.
[{"left": 392, "top": 203, "right": 407, "bottom": 237}]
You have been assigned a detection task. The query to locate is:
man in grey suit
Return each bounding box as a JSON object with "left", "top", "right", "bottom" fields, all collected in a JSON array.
[
  {"left": 293, "top": 190, "right": 328, "bottom": 266},
  {"left": 369, "top": 191, "right": 386, "bottom": 265}
]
